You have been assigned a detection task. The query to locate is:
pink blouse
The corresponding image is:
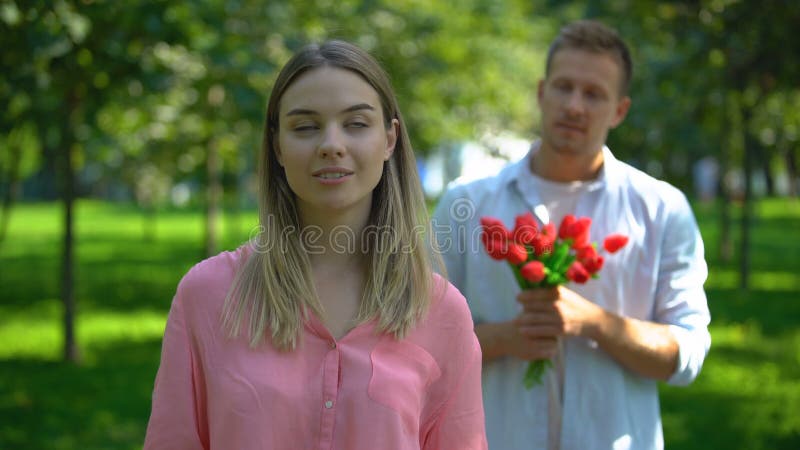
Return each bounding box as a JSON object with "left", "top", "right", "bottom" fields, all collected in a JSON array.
[{"left": 143, "top": 246, "right": 487, "bottom": 450}]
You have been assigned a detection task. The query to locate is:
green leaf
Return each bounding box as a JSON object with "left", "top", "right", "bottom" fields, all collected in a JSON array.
[
  {"left": 548, "top": 241, "right": 571, "bottom": 273},
  {"left": 523, "top": 359, "right": 553, "bottom": 389}
]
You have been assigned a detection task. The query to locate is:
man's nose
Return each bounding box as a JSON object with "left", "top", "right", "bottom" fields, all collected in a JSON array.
[{"left": 564, "top": 91, "right": 585, "bottom": 116}]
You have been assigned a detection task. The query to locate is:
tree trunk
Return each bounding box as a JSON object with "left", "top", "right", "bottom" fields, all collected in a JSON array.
[
  {"left": 143, "top": 203, "right": 157, "bottom": 242},
  {"left": 228, "top": 190, "right": 241, "bottom": 245},
  {"left": 719, "top": 190, "right": 733, "bottom": 263},
  {"left": 739, "top": 111, "right": 755, "bottom": 290},
  {"left": 759, "top": 143, "right": 774, "bottom": 196},
  {"left": 60, "top": 100, "right": 79, "bottom": 362},
  {"left": 0, "top": 142, "right": 22, "bottom": 247},
  {"left": 785, "top": 146, "right": 798, "bottom": 197},
  {"left": 718, "top": 94, "right": 734, "bottom": 263},
  {"left": 205, "top": 141, "right": 221, "bottom": 257}
]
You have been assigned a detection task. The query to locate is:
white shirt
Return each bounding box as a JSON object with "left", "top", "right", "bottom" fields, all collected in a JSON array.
[{"left": 432, "top": 144, "right": 711, "bottom": 450}]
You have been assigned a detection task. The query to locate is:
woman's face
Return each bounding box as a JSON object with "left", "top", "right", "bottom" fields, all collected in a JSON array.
[{"left": 276, "top": 67, "right": 398, "bottom": 225}]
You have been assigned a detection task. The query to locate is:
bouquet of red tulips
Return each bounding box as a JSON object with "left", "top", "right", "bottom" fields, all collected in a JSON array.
[{"left": 480, "top": 212, "right": 629, "bottom": 388}]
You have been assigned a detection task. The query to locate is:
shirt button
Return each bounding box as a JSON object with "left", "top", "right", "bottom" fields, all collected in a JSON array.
[
  {"left": 324, "top": 400, "right": 333, "bottom": 409},
  {"left": 329, "top": 341, "right": 336, "bottom": 349}
]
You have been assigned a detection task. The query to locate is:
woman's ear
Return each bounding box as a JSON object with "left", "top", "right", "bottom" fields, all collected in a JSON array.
[{"left": 384, "top": 118, "right": 399, "bottom": 161}]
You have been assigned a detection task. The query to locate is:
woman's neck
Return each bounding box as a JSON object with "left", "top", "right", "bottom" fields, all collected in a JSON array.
[{"left": 299, "top": 208, "right": 370, "bottom": 265}]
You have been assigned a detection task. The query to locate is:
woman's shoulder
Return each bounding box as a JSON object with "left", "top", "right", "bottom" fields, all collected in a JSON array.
[
  {"left": 423, "top": 273, "right": 475, "bottom": 333},
  {"left": 174, "top": 244, "right": 252, "bottom": 310},
  {"left": 403, "top": 272, "right": 480, "bottom": 371}
]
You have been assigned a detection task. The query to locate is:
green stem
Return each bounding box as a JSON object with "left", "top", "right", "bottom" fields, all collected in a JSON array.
[{"left": 523, "top": 359, "right": 554, "bottom": 389}]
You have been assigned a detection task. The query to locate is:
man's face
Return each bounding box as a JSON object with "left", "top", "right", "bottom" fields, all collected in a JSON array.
[{"left": 537, "top": 48, "right": 630, "bottom": 158}]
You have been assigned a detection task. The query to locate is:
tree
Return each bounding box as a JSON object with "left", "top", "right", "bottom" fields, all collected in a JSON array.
[{"left": 1, "top": 0, "right": 193, "bottom": 361}]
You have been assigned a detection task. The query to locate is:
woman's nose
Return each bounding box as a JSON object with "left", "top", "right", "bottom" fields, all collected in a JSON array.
[{"left": 317, "top": 125, "right": 346, "bottom": 158}]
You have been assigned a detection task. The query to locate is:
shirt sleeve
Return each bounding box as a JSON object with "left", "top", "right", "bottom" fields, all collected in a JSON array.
[
  {"left": 143, "top": 285, "right": 208, "bottom": 450},
  {"left": 420, "top": 283, "right": 488, "bottom": 450},
  {"left": 652, "top": 191, "right": 712, "bottom": 386}
]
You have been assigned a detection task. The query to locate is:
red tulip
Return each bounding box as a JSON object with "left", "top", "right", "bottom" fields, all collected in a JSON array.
[
  {"left": 576, "top": 244, "right": 596, "bottom": 259},
  {"left": 533, "top": 223, "right": 555, "bottom": 255},
  {"left": 566, "top": 261, "right": 590, "bottom": 283},
  {"left": 531, "top": 234, "right": 553, "bottom": 256},
  {"left": 603, "top": 234, "right": 629, "bottom": 253},
  {"left": 521, "top": 260, "right": 546, "bottom": 283},
  {"left": 480, "top": 217, "right": 512, "bottom": 242},
  {"left": 571, "top": 217, "right": 592, "bottom": 248},
  {"left": 582, "top": 253, "right": 604, "bottom": 274},
  {"left": 506, "top": 242, "right": 529, "bottom": 265},
  {"left": 483, "top": 238, "right": 508, "bottom": 260},
  {"left": 558, "top": 216, "right": 592, "bottom": 249},
  {"left": 576, "top": 244, "right": 603, "bottom": 273},
  {"left": 558, "top": 214, "right": 577, "bottom": 239},
  {"left": 512, "top": 212, "right": 538, "bottom": 245}
]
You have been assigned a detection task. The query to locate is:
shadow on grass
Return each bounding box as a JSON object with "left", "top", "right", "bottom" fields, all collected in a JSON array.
[
  {"left": 1, "top": 237, "right": 248, "bottom": 312},
  {"left": 661, "top": 385, "right": 800, "bottom": 450},
  {"left": 706, "top": 287, "right": 800, "bottom": 337},
  {"left": 0, "top": 338, "right": 162, "bottom": 450},
  {"left": 659, "top": 285, "right": 800, "bottom": 449},
  {"left": 697, "top": 202, "right": 800, "bottom": 271}
]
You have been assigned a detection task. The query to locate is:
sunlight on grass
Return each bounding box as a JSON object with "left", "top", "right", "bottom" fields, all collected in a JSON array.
[
  {"left": 757, "top": 197, "right": 800, "bottom": 218},
  {"left": 0, "top": 300, "right": 166, "bottom": 360},
  {"left": 707, "top": 268, "right": 800, "bottom": 290}
]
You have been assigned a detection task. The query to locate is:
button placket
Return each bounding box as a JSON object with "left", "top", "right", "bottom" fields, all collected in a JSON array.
[{"left": 318, "top": 344, "right": 340, "bottom": 448}]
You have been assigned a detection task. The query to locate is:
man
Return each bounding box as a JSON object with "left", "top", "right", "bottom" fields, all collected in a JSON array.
[{"left": 432, "top": 20, "right": 711, "bottom": 450}]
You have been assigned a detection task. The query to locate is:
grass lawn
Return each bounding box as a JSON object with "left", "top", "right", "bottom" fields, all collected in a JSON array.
[{"left": 1, "top": 198, "right": 799, "bottom": 449}]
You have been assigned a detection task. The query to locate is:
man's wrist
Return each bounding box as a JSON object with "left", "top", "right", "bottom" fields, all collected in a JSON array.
[{"left": 583, "top": 304, "right": 614, "bottom": 342}]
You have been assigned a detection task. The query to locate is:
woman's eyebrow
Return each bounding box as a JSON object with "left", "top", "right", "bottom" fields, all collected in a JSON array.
[
  {"left": 340, "top": 103, "right": 375, "bottom": 113},
  {"left": 285, "top": 103, "right": 375, "bottom": 117}
]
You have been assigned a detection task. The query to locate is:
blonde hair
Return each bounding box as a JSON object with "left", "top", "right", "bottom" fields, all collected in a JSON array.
[{"left": 222, "top": 40, "right": 444, "bottom": 350}]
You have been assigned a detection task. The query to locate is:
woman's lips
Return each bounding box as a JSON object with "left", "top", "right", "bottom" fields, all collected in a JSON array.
[{"left": 312, "top": 167, "right": 354, "bottom": 185}]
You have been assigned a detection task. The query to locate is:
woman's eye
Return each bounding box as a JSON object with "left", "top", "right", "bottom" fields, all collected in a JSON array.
[
  {"left": 293, "top": 124, "right": 317, "bottom": 132},
  {"left": 347, "top": 121, "right": 368, "bottom": 128}
]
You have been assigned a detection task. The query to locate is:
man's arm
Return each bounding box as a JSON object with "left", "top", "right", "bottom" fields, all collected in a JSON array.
[{"left": 585, "top": 302, "right": 679, "bottom": 380}]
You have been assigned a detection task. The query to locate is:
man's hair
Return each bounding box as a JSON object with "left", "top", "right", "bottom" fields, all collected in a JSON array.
[{"left": 545, "top": 20, "right": 633, "bottom": 96}]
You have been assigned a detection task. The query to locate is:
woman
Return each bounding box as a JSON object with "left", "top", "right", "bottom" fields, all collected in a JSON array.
[{"left": 143, "top": 40, "right": 486, "bottom": 450}]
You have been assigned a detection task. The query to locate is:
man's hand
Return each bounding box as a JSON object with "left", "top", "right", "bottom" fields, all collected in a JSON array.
[
  {"left": 515, "top": 285, "right": 604, "bottom": 339},
  {"left": 474, "top": 319, "right": 557, "bottom": 363}
]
